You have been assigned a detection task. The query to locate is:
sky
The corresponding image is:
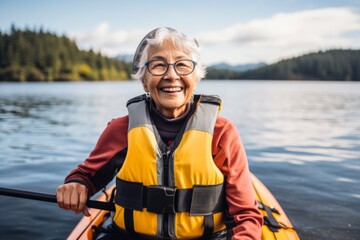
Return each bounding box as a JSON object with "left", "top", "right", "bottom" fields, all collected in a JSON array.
[{"left": 1, "top": 0, "right": 360, "bottom": 65}]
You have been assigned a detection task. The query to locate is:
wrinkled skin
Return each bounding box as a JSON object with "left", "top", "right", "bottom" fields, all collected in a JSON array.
[
  {"left": 143, "top": 39, "right": 198, "bottom": 118},
  {"left": 56, "top": 182, "right": 90, "bottom": 216}
]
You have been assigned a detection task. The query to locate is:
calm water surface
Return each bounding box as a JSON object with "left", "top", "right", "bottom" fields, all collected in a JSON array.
[{"left": 0, "top": 81, "right": 359, "bottom": 240}]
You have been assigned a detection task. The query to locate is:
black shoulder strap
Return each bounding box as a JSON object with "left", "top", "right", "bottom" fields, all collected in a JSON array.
[
  {"left": 195, "top": 94, "right": 222, "bottom": 106},
  {"left": 126, "top": 94, "right": 148, "bottom": 107},
  {"left": 128, "top": 94, "right": 221, "bottom": 107}
]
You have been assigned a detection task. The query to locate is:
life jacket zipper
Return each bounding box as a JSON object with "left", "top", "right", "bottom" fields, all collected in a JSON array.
[{"left": 162, "top": 149, "right": 171, "bottom": 238}]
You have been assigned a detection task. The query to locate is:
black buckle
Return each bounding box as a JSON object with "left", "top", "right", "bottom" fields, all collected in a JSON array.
[{"left": 146, "top": 186, "right": 177, "bottom": 214}]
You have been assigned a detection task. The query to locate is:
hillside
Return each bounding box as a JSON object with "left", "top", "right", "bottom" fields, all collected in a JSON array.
[
  {"left": 1, "top": 26, "right": 359, "bottom": 81},
  {"left": 207, "top": 49, "right": 360, "bottom": 81},
  {"left": 209, "top": 62, "right": 267, "bottom": 72},
  {"left": 0, "top": 25, "right": 132, "bottom": 82}
]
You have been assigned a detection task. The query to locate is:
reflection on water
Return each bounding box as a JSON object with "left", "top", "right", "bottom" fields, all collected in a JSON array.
[
  {"left": 206, "top": 81, "right": 360, "bottom": 165},
  {"left": 0, "top": 96, "right": 77, "bottom": 165},
  {"left": 0, "top": 81, "right": 360, "bottom": 240}
]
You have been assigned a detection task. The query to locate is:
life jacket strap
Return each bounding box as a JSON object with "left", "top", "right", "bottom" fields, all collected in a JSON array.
[
  {"left": 203, "top": 214, "right": 215, "bottom": 238},
  {"left": 115, "top": 178, "right": 224, "bottom": 215},
  {"left": 124, "top": 209, "right": 135, "bottom": 232},
  {"left": 126, "top": 94, "right": 148, "bottom": 107},
  {"left": 197, "top": 94, "right": 222, "bottom": 106},
  {"left": 126, "top": 94, "right": 223, "bottom": 108}
]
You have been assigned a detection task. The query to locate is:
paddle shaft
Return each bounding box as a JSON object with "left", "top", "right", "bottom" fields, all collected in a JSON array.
[{"left": 0, "top": 187, "right": 115, "bottom": 211}]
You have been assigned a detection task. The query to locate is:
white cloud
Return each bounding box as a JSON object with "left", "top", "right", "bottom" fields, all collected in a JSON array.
[
  {"left": 69, "top": 7, "right": 360, "bottom": 64},
  {"left": 197, "top": 7, "right": 360, "bottom": 64},
  {"left": 69, "top": 22, "right": 147, "bottom": 56}
]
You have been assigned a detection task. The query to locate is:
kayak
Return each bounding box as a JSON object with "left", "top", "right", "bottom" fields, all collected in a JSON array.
[
  {"left": 68, "top": 174, "right": 300, "bottom": 240},
  {"left": 251, "top": 174, "right": 300, "bottom": 240}
]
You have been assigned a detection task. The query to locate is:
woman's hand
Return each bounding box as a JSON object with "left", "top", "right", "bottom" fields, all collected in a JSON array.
[{"left": 56, "top": 182, "right": 90, "bottom": 217}]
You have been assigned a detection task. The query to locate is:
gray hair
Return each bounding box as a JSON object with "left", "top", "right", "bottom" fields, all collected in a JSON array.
[{"left": 132, "top": 28, "right": 206, "bottom": 83}]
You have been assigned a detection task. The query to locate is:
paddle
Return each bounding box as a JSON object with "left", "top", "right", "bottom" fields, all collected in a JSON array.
[{"left": 0, "top": 187, "right": 115, "bottom": 212}]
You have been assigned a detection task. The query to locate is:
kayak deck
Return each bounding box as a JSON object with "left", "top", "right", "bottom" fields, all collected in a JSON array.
[
  {"left": 251, "top": 174, "right": 300, "bottom": 240},
  {"left": 68, "top": 174, "right": 300, "bottom": 240}
]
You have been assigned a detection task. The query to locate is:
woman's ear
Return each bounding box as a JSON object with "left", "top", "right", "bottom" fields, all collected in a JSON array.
[{"left": 142, "top": 80, "right": 149, "bottom": 92}]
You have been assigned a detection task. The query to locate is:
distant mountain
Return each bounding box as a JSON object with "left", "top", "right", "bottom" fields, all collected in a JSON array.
[
  {"left": 206, "top": 49, "right": 360, "bottom": 81},
  {"left": 209, "top": 62, "right": 267, "bottom": 72},
  {"left": 114, "top": 54, "right": 134, "bottom": 62}
]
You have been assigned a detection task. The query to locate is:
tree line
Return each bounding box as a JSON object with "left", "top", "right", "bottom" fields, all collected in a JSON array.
[
  {"left": 0, "top": 25, "right": 132, "bottom": 82},
  {"left": 1, "top": 25, "right": 359, "bottom": 82},
  {"left": 207, "top": 49, "right": 360, "bottom": 81}
]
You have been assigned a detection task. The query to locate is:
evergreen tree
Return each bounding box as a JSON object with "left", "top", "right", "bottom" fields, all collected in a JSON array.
[
  {"left": 206, "top": 49, "right": 360, "bottom": 81},
  {"left": 0, "top": 25, "right": 132, "bottom": 82}
]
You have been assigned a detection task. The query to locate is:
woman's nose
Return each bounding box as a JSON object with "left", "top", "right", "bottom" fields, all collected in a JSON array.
[{"left": 164, "top": 65, "right": 179, "bottom": 79}]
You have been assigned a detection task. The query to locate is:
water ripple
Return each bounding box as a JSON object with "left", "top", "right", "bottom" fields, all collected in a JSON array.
[{"left": 1, "top": 81, "right": 360, "bottom": 240}]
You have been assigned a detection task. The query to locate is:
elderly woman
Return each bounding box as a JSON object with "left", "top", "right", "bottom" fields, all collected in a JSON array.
[{"left": 57, "top": 28, "right": 263, "bottom": 239}]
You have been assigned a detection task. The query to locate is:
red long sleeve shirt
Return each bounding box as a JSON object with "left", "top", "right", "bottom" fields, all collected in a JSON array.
[{"left": 65, "top": 115, "right": 263, "bottom": 239}]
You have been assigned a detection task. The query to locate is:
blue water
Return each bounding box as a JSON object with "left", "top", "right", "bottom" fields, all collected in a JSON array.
[{"left": 0, "top": 81, "right": 359, "bottom": 240}]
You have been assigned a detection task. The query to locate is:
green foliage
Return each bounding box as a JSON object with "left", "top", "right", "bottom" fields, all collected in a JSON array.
[
  {"left": 206, "top": 49, "right": 360, "bottom": 81},
  {"left": 1, "top": 26, "right": 358, "bottom": 81},
  {"left": 0, "top": 26, "right": 132, "bottom": 82}
]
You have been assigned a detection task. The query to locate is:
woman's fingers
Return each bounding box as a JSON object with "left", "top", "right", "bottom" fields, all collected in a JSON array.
[
  {"left": 56, "top": 183, "right": 90, "bottom": 216},
  {"left": 82, "top": 206, "right": 91, "bottom": 217},
  {"left": 56, "top": 187, "right": 64, "bottom": 209},
  {"left": 77, "top": 186, "right": 90, "bottom": 216}
]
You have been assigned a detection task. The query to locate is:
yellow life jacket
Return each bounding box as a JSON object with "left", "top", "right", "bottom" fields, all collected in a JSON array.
[{"left": 113, "top": 94, "right": 226, "bottom": 239}]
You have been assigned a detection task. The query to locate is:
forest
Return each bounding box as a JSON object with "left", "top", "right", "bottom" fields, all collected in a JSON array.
[
  {"left": 207, "top": 49, "right": 360, "bottom": 81},
  {"left": 0, "top": 25, "right": 132, "bottom": 82},
  {"left": 1, "top": 26, "right": 359, "bottom": 81}
]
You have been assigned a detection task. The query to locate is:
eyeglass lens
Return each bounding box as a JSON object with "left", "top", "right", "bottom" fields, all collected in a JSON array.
[{"left": 147, "top": 60, "right": 195, "bottom": 76}]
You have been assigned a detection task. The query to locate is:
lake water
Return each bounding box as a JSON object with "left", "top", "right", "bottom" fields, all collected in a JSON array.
[{"left": 0, "top": 80, "right": 359, "bottom": 240}]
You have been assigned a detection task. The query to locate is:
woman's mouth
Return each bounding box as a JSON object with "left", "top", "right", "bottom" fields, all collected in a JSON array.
[{"left": 160, "top": 87, "right": 183, "bottom": 93}]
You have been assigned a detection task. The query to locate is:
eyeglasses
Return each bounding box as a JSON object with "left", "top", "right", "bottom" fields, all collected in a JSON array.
[{"left": 144, "top": 59, "right": 197, "bottom": 76}]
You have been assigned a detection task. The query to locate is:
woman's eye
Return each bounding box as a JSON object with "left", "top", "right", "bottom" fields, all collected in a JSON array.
[
  {"left": 177, "top": 62, "right": 190, "bottom": 68},
  {"left": 152, "top": 62, "right": 166, "bottom": 68}
]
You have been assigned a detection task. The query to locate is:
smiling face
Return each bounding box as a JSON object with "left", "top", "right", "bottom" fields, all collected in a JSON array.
[{"left": 143, "top": 39, "right": 198, "bottom": 118}]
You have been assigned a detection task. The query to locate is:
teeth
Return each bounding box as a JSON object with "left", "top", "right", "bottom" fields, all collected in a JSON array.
[{"left": 161, "top": 87, "right": 182, "bottom": 92}]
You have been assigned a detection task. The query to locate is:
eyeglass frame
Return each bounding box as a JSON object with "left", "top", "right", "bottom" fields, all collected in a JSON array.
[{"left": 144, "top": 59, "right": 197, "bottom": 76}]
